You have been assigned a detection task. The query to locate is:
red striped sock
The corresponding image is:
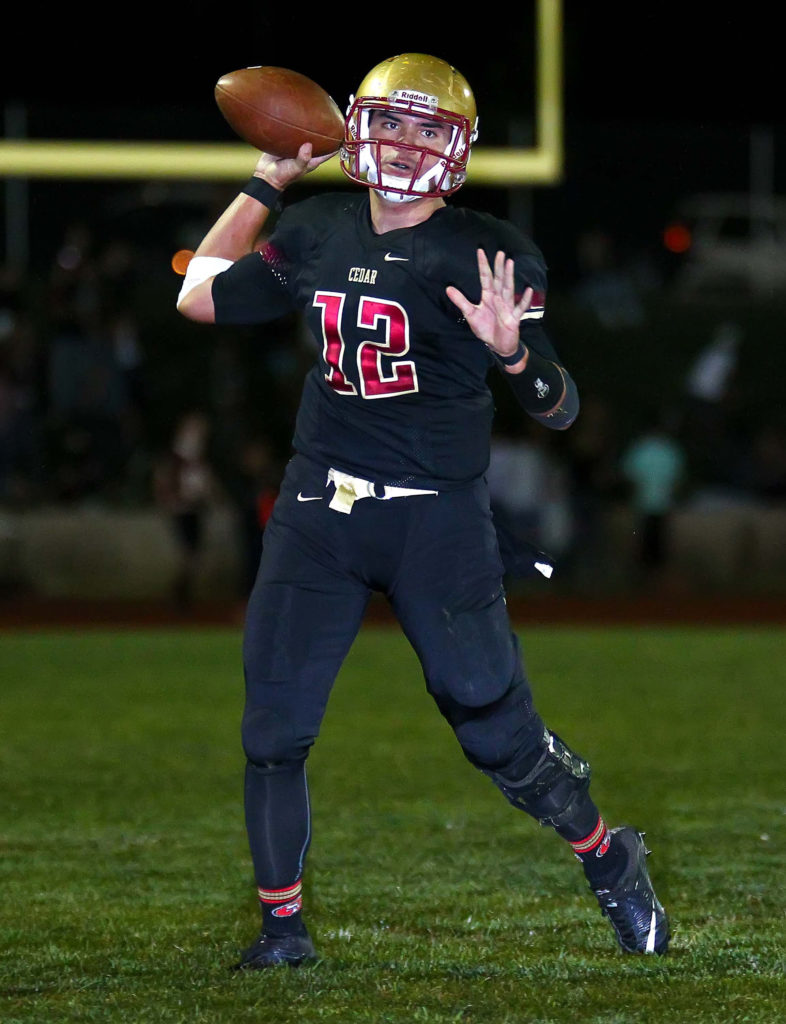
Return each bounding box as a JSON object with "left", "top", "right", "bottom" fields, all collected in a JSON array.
[
  {"left": 569, "top": 815, "right": 627, "bottom": 886},
  {"left": 569, "top": 815, "right": 611, "bottom": 860},
  {"left": 257, "top": 879, "right": 304, "bottom": 935}
]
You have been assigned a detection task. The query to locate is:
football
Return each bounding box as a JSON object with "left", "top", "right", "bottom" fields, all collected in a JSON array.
[{"left": 214, "top": 66, "right": 345, "bottom": 158}]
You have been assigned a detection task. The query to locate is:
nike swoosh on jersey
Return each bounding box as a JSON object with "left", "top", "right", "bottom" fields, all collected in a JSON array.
[
  {"left": 296, "top": 493, "right": 323, "bottom": 502},
  {"left": 384, "top": 252, "right": 409, "bottom": 262}
]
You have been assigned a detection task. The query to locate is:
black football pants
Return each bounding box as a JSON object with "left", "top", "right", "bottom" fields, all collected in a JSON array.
[{"left": 241, "top": 454, "right": 547, "bottom": 893}]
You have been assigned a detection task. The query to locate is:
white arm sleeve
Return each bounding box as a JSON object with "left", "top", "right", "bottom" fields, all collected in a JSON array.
[{"left": 177, "top": 256, "right": 235, "bottom": 306}]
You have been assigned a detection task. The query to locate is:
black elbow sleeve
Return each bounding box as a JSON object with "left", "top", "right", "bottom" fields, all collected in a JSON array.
[
  {"left": 535, "top": 372, "right": 579, "bottom": 430},
  {"left": 503, "top": 348, "right": 579, "bottom": 430}
]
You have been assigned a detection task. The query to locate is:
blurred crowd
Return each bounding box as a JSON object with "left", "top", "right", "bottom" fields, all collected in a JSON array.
[
  {"left": 488, "top": 314, "right": 786, "bottom": 593},
  {"left": 2, "top": 217, "right": 786, "bottom": 601},
  {"left": 0, "top": 224, "right": 146, "bottom": 507}
]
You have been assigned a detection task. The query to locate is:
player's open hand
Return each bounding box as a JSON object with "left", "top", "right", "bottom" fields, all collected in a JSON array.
[
  {"left": 253, "top": 142, "right": 337, "bottom": 191},
  {"left": 446, "top": 249, "right": 533, "bottom": 363}
]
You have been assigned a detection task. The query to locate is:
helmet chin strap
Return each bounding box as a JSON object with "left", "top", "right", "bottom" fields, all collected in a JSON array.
[{"left": 379, "top": 189, "right": 420, "bottom": 205}]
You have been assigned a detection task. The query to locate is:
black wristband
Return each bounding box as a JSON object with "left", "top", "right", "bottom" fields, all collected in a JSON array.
[
  {"left": 495, "top": 341, "right": 527, "bottom": 366},
  {"left": 241, "top": 176, "right": 283, "bottom": 208}
]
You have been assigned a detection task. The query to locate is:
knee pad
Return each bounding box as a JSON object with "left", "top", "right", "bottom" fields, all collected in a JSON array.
[
  {"left": 241, "top": 705, "right": 305, "bottom": 766},
  {"left": 426, "top": 595, "right": 520, "bottom": 709},
  {"left": 484, "top": 726, "right": 592, "bottom": 828},
  {"left": 449, "top": 689, "right": 543, "bottom": 773}
]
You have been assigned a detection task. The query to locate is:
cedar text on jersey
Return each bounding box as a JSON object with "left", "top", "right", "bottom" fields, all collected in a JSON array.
[{"left": 348, "top": 266, "right": 379, "bottom": 284}]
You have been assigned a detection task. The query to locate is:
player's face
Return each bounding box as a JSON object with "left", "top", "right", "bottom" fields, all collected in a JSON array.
[{"left": 367, "top": 109, "right": 453, "bottom": 178}]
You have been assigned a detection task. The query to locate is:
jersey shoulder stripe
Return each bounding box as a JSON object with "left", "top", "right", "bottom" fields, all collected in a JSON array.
[{"left": 521, "top": 289, "right": 546, "bottom": 320}]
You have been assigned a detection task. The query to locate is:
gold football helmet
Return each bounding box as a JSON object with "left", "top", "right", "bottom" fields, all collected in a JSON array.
[{"left": 340, "top": 53, "right": 478, "bottom": 203}]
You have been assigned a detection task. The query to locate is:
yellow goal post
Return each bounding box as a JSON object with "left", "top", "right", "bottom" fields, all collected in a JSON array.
[{"left": 0, "top": 2, "right": 562, "bottom": 186}]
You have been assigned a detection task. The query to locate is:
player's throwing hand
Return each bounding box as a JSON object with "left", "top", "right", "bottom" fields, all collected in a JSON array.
[
  {"left": 253, "top": 142, "right": 337, "bottom": 191},
  {"left": 446, "top": 249, "right": 533, "bottom": 363}
]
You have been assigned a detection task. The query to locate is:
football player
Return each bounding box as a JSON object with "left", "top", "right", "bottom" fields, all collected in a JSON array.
[{"left": 177, "top": 53, "right": 670, "bottom": 967}]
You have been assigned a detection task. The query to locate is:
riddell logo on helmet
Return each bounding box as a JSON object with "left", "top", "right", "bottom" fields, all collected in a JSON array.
[{"left": 391, "top": 89, "right": 438, "bottom": 109}]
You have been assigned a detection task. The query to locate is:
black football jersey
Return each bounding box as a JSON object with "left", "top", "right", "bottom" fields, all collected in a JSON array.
[{"left": 212, "top": 192, "right": 558, "bottom": 489}]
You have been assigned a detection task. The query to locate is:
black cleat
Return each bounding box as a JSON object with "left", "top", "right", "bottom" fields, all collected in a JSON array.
[
  {"left": 592, "top": 826, "right": 670, "bottom": 955},
  {"left": 232, "top": 929, "right": 318, "bottom": 970}
]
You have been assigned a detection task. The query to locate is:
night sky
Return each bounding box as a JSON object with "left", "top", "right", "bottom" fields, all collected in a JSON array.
[
  {"left": 3, "top": 6, "right": 779, "bottom": 278},
  {"left": 5, "top": 8, "right": 769, "bottom": 125}
]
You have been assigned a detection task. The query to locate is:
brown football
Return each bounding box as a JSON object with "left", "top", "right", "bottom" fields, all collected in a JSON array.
[{"left": 214, "top": 66, "right": 345, "bottom": 158}]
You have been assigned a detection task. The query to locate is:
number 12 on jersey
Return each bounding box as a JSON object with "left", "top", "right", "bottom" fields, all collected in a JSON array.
[{"left": 313, "top": 291, "right": 419, "bottom": 399}]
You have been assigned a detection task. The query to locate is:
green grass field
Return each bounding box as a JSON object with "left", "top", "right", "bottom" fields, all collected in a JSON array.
[{"left": 1, "top": 623, "right": 784, "bottom": 1023}]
